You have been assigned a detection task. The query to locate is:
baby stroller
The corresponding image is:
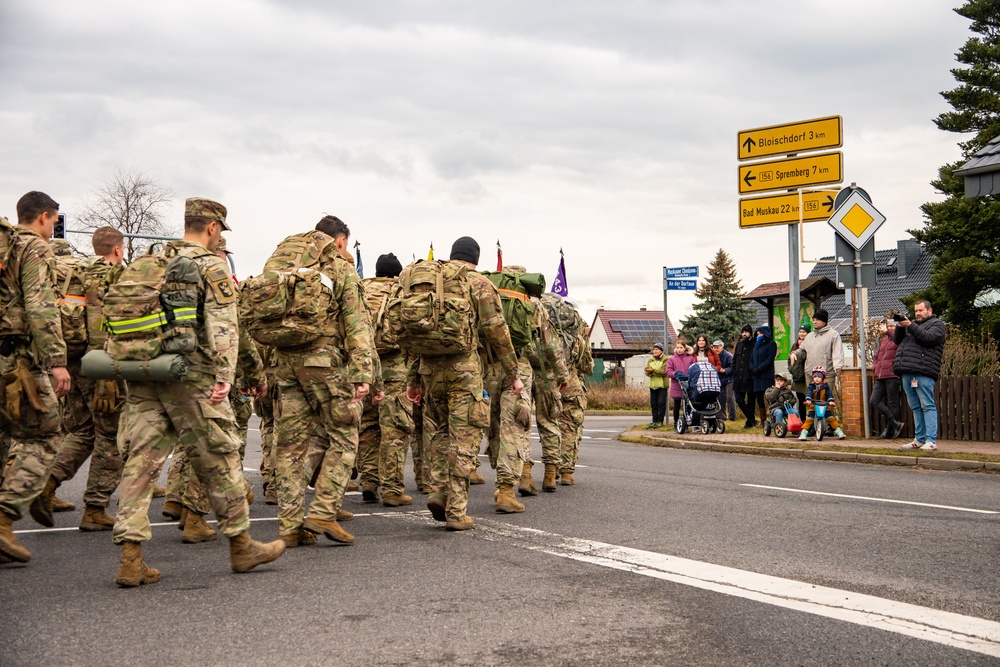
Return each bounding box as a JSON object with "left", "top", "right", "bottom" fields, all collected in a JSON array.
[{"left": 674, "top": 361, "right": 725, "bottom": 434}]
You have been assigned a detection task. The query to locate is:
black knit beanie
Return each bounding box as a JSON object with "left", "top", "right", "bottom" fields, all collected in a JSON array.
[
  {"left": 375, "top": 253, "right": 403, "bottom": 278},
  {"left": 814, "top": 309, "right": 829, "bottom": 325},
  {"left": 450, "top": 236, "right": 480, "bottom": 265}
]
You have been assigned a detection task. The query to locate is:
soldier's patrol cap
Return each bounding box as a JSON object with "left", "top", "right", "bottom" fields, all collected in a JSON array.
[
  {"left": 185, "top": 197, "right": 230, "bottom": 231},
  {"left": 215, "top": 236, "right": 232, "bottom": 254}
]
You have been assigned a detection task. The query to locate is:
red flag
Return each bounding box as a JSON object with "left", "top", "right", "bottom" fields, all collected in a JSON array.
[{"left": 496, "top": 240, "right": 503, "bottom": 271}]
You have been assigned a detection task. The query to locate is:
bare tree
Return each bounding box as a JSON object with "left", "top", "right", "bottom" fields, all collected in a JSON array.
[{"left": 74, "top": 167, "right": 178, "bottom": 262}]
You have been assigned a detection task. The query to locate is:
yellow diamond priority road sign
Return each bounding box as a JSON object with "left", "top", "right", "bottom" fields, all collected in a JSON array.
[{"left": 826, "top": 189, "right": 885, "bottom": 250}]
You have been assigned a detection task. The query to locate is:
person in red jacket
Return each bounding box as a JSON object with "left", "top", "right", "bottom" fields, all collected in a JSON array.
[{"left": 871, "top": 320, "right": 903, "bottom": 439}]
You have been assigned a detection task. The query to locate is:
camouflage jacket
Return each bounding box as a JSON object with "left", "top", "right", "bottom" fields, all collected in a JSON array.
[
  {"left": 0, "top": 227, "right": 66, "bottom": 370},
  {"left": 166, "top": 240, "right": 239, "bottom": 385},
  {"left": 232, "top": 279, "right": 264, "bottom": 389},
  {"left": 527, "top": 297, "right": 569, "bottom": 386},
  {"left": 360, "top": 276, "right": 405, "bottom": 384}
]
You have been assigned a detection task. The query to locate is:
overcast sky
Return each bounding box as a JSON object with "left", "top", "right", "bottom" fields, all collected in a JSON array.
[{"left": 0, "top": 1, "right": 973, "bottom": 327}]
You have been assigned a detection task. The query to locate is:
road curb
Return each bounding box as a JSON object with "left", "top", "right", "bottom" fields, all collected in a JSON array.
[{"left": 618, "top": 432, "right": 996, "bottom": 473}]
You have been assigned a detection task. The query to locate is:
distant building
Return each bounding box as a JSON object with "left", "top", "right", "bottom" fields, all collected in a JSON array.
[{"left": 589, "top": 308, "right": 678, "bottom": 362}]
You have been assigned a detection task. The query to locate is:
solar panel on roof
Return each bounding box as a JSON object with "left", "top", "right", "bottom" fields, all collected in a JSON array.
[{"left": 608, "top": 319, "right": 665, "bottom": 345}]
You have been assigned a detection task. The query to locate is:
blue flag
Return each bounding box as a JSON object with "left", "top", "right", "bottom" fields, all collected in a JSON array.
[
  {"left": 551, "top": 250, "right": 568, "bottom": 297},
  {"left": 355, "top": 242, "right": 364, "bottom": 279}
]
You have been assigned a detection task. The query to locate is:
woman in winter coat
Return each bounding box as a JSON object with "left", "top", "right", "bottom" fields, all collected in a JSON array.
[
  {"left": 871, "top": 320, "right": 902, "bottom": 439},
  {"left": 749, "top": 325, "right": 777, "bottom": 427},
  {"left": 666, "top": 340, "right": 696, "bottom": 427},
  {"left": 644, "top": 343, "right": 669, "bottom": 428},
  {"left": 692, "top": 334, "right": 723, "bottom": 372}
]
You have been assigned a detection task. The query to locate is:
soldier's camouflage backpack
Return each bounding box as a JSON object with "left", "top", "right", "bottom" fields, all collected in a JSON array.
[
  {"left": 102, "top": 245, "right": 206, "bottom": 361},
  {"left": 360, "top": 276, "right": 401, "bottom": 355},
  {"left": 83, "top": 260, "right": 124, "bottom": 353},
  {"left": 51, "top": 250, "right": 92, "bottom": 360},
  {"left": 388, "top": 259, "right": 476, "bottom": 357},
  {"left": 480, "top": 270, "right": 536, "bottom": 352},
  {"left": 541, "top": 292, "right": 586, "bottom": 369},
  {"left": 239, "top": 231, "right": 332, "bottom": 349}
]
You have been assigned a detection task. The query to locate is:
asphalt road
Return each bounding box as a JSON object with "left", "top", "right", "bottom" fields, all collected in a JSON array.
[{"left": 2, "top": 415, "right": 999, "bottom": 666}]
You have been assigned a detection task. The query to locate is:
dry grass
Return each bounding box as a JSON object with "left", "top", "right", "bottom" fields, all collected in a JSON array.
[{"left": 586, "top": 382, "right": 650, "bottom": 411}]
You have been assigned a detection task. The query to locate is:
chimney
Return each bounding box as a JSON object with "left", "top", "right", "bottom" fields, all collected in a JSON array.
[{"left": 897, "top": 239, "right": 922, "bottom": 279}]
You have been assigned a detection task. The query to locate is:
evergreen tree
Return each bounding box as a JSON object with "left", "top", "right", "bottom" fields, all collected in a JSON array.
[
  {"left": 914, "top": 1, "right": 1000, "bottom": 340},
  {"left": 679, "top": 248, "right": 753, "bottom": 345}
]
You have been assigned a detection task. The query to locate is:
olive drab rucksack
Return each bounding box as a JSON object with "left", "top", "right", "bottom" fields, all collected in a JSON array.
[
  {"left": 52, "top": 252, "right": 91, "bottom": 360},
  {"left": 480, "top": 270, "right": 536, "bottom": 351},
  {"left": 388, "top": 259, "right": 476, "bottom": 357},
  {"left": 239, "top": 231, "right": 333, "bottom": 349},
  {"left": 360, "top": 277, "right": 401, "bottom": 355},
  {"left": 102, "top": 246, "right": 206, "bottom": 361},
  {"left": 0, "top": 218, "right": 35, "bottom": 337}
]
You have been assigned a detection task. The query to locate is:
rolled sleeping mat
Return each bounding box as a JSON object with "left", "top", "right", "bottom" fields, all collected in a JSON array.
[{"left": 81, "top": 349, "right": 190, "bottom": 382}]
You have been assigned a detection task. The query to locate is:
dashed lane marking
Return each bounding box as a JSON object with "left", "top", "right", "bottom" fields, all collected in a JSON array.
[{"left": 741, "top": 484, "right": 999, "bottom": 515}]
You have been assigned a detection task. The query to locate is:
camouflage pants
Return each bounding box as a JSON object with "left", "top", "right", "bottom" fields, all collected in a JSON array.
[
  {"left": 421, "top": 364, "right": 489, "bottom": 522},
  {"left": 0, "top": 424, "right": 9, "bottom": 477},
  {"left": 533, "top": 378, "right": 562, "bottom": 466},
  {"left": 112, "top": 379, "right": 250, "bottom": 543},
  {"left": 485, "top": 358, "right": 533, "bottom": 487},
  {"left": 0, "top": 355, "right": 62, "bottom": 521},
  {"left": 273, "top": 358, "right": 361, "bottom": 536},
  {"left": 255, "top": 381, "right": 276, "bottom": 494},
  {"left": 559, "top": 390, "right": 587, "bottom": 474},
  {"left": 232, "top": 391, "right": 253, "bottom": 459},
  {"left": 409, "top": 399, "right": 428, "bottom": 488},
  {"left": 357, "top": 396, "right": 381, "bottom": 488},
  {"left": 48, "top": 362, "right": 123, "bottom": 509}
]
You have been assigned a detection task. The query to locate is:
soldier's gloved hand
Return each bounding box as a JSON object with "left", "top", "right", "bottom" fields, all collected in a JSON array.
[{"left": 91, "top": 380, "right": 120, "bottom": 414}]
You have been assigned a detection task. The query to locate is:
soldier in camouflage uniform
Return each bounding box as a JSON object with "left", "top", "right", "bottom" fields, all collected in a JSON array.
[
  {"left": 38, "top": 228, "right": 126, "bottom": 531},
  {"left": 111, "top": 197, "right": 284, "bottom": 587},
  {"left": 409, "top": 395, "right": 429, "bottom": 493},
  {"left": 405, "top": 237, "right": 521, "bottom": 531},
  {"left": 358, "top": 253, "right": 415, "bottom": 507},
  {"left": 480, "top": 265, "right": 567, "bottom": 513},
  {"left": 555, "top": 299, "right": 593, "bottom": 485},
  {"left": 271, "top": 216, "right": 374, "bottom": 548},
  {"left": 256, "top": 343, "right": 278, "bottom": 504},
  {"left": 163, "top": 237, "right": 265, "bottom": 543},
  {"left": 0, "top": 192, "right": 73, "bottom": 563}
]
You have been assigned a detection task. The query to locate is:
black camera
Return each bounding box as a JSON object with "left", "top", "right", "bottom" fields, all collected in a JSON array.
[{"left": 891, "top": 312, "right": 909, "bottom": 322}]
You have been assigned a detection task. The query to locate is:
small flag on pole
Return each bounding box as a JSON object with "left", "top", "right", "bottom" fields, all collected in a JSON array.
[
  {"left": 497, "top": 240, "right": 503, "bottom": 272},
  {"left": 551, "top": 248, "right": 568, "bottom": 297},
  {"left": 354, "top": 240, "right": 363, "bottom": 279},
  {"left": 427, "top": 243, "right": 434, "bottom": 261}
]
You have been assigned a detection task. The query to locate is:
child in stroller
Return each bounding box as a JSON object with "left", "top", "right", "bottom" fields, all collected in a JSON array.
[{"left": 674, "top": 360, "right": 725, "bottom": 434}]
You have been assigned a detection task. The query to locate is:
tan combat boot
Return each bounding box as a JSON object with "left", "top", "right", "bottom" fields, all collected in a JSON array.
[
  {"left": 382, "top": 493, "right": 413, "bottom": 507},
  {"left": 560, "top": 471, "right": 575, "bottom": 486},
  {"left": 361, "top": 481, "right": 379, "bottom": 503},
  {"left": 346, "top": 481, "right": 360, "bottom": 492},
  {"left": 518, "top": 464, "right": 538, "bottom": 497},
  {"left": 542, "top": 464, "right": 558, "bottom": 492},
  {"left": 28, "top": 478, "right": 57, "bottom": 527},
  {"left": 177, "top": 508, "right": 188, "bottom": 530},
  {"left": 336, "top": 508, "right": 354, "bottom": 522},
  {"left": 280, "top": 529, "right": 318, "bottom": 549},
  {"left": 79, "top": 506, "right": 115, "bottom": 532},
  {"left": 469, "top": 470, "right": 486, "bottom": 485},
  {"left": 494, "top": 484, "right": 525, "bottom": 513},
  {"left": 445, "top": 516, "right": 474, "bottom": 531},
  {"left": 229, "top": 531, "right": 286, "bottom": 573},
  {"left": 51, "top": 494, "right": 76, "bottom": 512},
  {"left": 0, "top": 512, "right": 30, "bottom": 562},
  {"left": 302, "top": 516, "right": 355, "bottom": 544},
  {"left": 427, "top": 496, "right": 447, "bottom": 522},
  {"left": 116, "top": 541, "right": 160, "bottom": 587},
  {"left": 162, "top": 501, "right": 183, "bottom": 520},
  {"left": 152, "top": 486, "right": 166, "bottom": 498},
  {"left": 246, "top": 487, "right": 255, "bottom": 505},
  {"left": 181, "top": 513, "right": 218, "bottom": 543}
]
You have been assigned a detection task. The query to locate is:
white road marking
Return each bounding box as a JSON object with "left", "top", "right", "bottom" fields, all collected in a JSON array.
[
  {"left": 741, "top": 484, "right": 999, "bottom": 515},
  {"left": 469, "top": 521, "right": 1000, "bottom": 659},
  {"left": 583, "top": 429, "right": 622, "bottom": 433}
]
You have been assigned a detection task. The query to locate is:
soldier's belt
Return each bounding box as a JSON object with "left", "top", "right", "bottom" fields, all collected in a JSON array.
[
  {"left": 81, "top": 349, "right": 191, "bottom": 382},
  {"left": 106, "top": 307, "right": 197, "bottom": 335}
]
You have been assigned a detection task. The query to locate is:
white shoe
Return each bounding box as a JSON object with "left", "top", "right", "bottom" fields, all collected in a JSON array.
[
  {"left": 899, "top": 440, "right": 920, "bottom": 450},
  {"left": 834, "top": 428, "right": 846, "bottom": 440},
  {"left": 919, "top": 442, "right": 937, "bottom": 451}
]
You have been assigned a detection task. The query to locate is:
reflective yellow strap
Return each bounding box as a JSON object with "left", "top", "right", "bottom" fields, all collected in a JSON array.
[
  {"left": 107, "top": 312, "right": 168, "bottom": 335},
  {"left": 172, "top": 307, "right": 198, "bottom": 322}
]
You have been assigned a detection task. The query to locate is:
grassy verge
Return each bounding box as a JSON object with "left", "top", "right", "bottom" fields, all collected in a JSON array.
[{"left": 586, "top": 383, "right": 649, "bottom": 411}]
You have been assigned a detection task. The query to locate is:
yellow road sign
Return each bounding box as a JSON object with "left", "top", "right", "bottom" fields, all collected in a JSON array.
[
  {"left": 827, "top": 189, "right": 886, "bottom": 250},
  {"left": 738, "top": 116, "right": 842, "bottom": 161},
  {"left": 739, "top": 190, "right": 836, "bottom": 229},
  {"left": 738, "top": 151, "right": 843, "bottom": 195}
]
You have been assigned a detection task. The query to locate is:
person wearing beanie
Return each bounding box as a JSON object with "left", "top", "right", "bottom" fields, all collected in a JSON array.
[
  {"left": 790, "top": 306, "right": 846, "bottom": 427},
  {"left": 732, "top": 324, "right": 757, "bottom": 427},
  {"left": 645, "top": 343, "right": 669, "bottom": 428},
  {"left": 375, "top": 253, "right": 403, "bottom": 278},
  {"left": 712, "top": 339, "right": 736, "bottom": 421},
  {"left": 450, "top": 236, "right": 480, "bottom": 265}
]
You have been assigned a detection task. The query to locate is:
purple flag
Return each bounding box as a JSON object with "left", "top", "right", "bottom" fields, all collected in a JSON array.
[{"left": 551, "top": 252, "right": 568, "bottom": 297}]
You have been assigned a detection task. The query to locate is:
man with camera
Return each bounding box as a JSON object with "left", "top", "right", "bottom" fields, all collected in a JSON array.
[{"left": 894, "top": 300, "right": 946, "bottom": 451}]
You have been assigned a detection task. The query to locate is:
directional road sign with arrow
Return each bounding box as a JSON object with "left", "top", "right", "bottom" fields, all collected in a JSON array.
[
  {"left": 738, "top": 190, "right": 836, "bottom": 228},
  {"left": 738, "top": 151, "right": 843, "bottom": 195},
  {"left": 738, "top": 116, "right": 842, "bottom": 161}
]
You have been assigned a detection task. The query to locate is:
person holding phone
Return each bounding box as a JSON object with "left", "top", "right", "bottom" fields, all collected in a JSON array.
[{"left": 893, "top": 301, "right": 946, "bottom": 451}]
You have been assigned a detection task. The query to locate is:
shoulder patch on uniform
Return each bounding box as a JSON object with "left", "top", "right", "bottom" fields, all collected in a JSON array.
[{"left": 207, "top": 266, "right": 237, "bottom": 304}]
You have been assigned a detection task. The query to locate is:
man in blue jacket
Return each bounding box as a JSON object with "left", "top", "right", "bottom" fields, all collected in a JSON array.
[{"left": 894, "top": 300, "right": 946, "bottom": 451}]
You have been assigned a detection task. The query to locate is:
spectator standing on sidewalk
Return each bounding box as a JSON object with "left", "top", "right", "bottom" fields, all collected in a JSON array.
[
  {"left": 666, "top": 341, "right": 696, "bottom": 428},
  {"left": 894, "top": 301, "right": 947, "bottom": 451},
  {"left": 712, "top": 340, "right": 736, "bottom": 421},
  {"left": 749, "top": 325, "right": 777, "bottom": 426},
  {"left": 789, "top": 324, "right": 810, "bottom": 419},
  {"left": 791, "top": 309, "right": 845, "bottom": 423},
  {"left": 732, "top": 325, "right": 757, "bottom": 428},
  {"left": 644, "top": 343, "right": 668, "bottom": 428},
  {"left": 871, "top": 320, "right": 903, "bottom": 439}
]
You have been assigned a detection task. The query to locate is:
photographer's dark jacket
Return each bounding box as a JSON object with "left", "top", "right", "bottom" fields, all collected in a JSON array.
[{"left": 892, "top": 316, "right": 946, "bottom": 381}]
